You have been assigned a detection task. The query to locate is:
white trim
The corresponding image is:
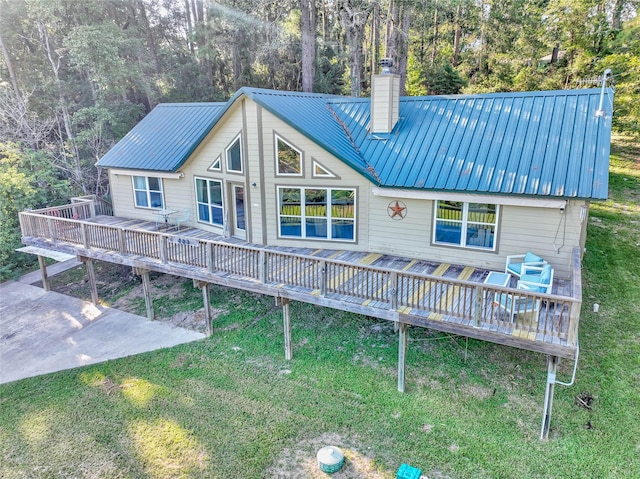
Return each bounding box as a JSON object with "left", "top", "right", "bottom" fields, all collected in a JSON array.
[
  {"left": 275, "top": 133, "right": 303, "bottom": 176},
  {"left": 277, "top": 186, "right": 356, "bottom": 242},
  {"left": 208, "top": 156, "right": 221, "bottom": 171},
  {"left": 372, "top": 187, "right": 567, "bottom": 209},
  {"left": 132, "top": 175, "right": 164, "bottom": 209},
  {"left": 432, "top": 200, "right": 499, "bottom": 251},
  {"left": 226, "top": 133, "right": 243, "bottom": 173},
  {"left": 194, "top": 176, "right": 224, "bottom": 226},
  {"left": 312, "top": 159, "right": 336, "bottom": 178},
  {"left": 111, "top": 168, "right": 183, "bottom": 179}
]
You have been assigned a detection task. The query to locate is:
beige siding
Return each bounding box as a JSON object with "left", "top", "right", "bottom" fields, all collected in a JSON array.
[
  {"left": 105, "top": 93, "right": 586, "bottom": 279},
  {"left": 108, "top": 171, "right": 185, "bottom": 223},
  {"left": 370, "top": 74, "right": 400, "bottom": 133},
  {"left": 259, "top": 107, "right": 371, "bottom": 251},
  {"left": 366, "top": 193, "right": 586, "bottom": 278}
]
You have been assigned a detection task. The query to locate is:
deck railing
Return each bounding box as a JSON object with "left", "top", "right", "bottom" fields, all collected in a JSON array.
[{"left": 19, "top": 202, "right": 581, "bottom": 349}]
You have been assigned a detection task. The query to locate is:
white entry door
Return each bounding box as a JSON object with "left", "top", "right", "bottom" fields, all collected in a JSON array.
[{"left": 231, "top": 184, "right": 246, "bottom": 240}]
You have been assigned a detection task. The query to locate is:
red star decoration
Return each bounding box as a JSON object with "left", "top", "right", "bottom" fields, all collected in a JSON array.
[{"left": 388, "top": 200, "right": 406, "bottom": 219}]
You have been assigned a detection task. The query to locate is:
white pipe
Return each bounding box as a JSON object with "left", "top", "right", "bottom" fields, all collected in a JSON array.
[
  {"left": 555, "top": 338, "right": 579, "bottom": 387},
  {"left": 595, "top": 69, "right": 612, "bottom": 117}
]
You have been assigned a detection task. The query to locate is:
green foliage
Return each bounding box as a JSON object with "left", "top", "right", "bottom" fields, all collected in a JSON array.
[
  {"left": 1, "top": 135, "right": 638, "bottom": 477},
  {"left": 598, "top": 17, "right": 640, "bottom": 136},
  {"left": 0, "top": 143, "right": 70, "bottom": 279}
]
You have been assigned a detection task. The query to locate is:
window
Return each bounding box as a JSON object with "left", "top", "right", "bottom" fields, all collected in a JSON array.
[
  {"left": 226, "top": 135, "right": 243, "bottom": 173},
  {"left": 434, "top": 201, "right": 497, "bottom": 250},
  {"left": 276, "top": 135, "right": 302, "bottom": 175},
  {"left": 278, "top": 187, "right": 355, "bottom": 241},
  {"left": 133, "top": 176, "right": 164, "bottom": 209},
  {"left": 208, "top": 156, "right": 221, "bottom": 171},
  {"left": 195, "top": 178, "right": 224, "bottom": 226},
  {"left": 312, "top": 159, "right": 336, "bottom": 178}
]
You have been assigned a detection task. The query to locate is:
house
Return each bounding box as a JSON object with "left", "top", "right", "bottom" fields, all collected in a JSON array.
[
  {"left": 20, "top": 74, "right": 613, "bottom": 439},
  {"left": 96, "top": 74, "right": 613, "bottom": 280}
]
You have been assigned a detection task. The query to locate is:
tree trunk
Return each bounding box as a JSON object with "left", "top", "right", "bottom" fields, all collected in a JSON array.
[
  {"left": 611, "top": 0, "right": 625, "bottom": 30},
  {"left": 371, "top": 2, "right": 380, "bottom": 76},
  {"left": 431, "top": 0, "right": 439, "bottom": 66},
  {"left": 339, "top": 1, "right": 373, "bottom": 98},
  {"left": 137, "top": 0, "right": 161, "bottom": 76},
  {"left": 385, "top": 0, "right": 397, "bottom": 60},
  {"left": 301, "top": 0, "right": 317, "bottom": 92},
  {"left": 0, "top": 30, "right": 25, "bottom": 111},
  {"left": 453, "top": 5, "right": 461, "bottom": 67},
  {"left": 397, "top": 7, "right": 410, "bottom": 95},
  {"left": 38, "top": 23, "right": 85, "bottom": 193},
  {"left": 185, "top": 0, "right": 194, "bottom": 54}
]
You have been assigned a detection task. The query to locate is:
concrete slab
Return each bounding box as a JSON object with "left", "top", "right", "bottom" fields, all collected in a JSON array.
[
  {"left": 17, "top": 257, "right": 82, "bottom": 285},
  {"left": 0, "top": 281, "right": 206, "bottom": 384}
]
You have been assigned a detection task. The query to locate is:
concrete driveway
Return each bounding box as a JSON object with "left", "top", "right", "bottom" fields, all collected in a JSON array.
[{"left": 0, "top": 281, "right": 205, "bottom": 384}]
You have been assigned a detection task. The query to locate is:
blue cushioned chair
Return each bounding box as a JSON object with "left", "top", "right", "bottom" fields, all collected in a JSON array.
[
  {"left": 505, "top": 251, "right": 547, "bottom": 278},
  {"left": 517, "top": 264, "right": 554, "bottom": 294}
]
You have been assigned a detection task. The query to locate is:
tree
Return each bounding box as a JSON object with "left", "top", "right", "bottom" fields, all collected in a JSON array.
[
  {"left": 0, "top": 143, "right": 70, "bottom": 279},
  {"left": 338, "top": 0, "right": 375, "bottom": 97},
  {"left": 301, "top": 0, "right": 317, "bottom": 92}
]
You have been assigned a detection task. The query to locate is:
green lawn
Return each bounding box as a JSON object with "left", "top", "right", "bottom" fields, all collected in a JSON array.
[{"left": 1, "top": 137, "right": 638, "bottom": 478}]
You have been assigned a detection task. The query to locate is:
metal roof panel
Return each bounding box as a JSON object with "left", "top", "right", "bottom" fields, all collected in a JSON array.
[
  {"left": 96, "top": 103, "right": 226, "bottom": 171},
  {"left": 97, "top": 86, "right": 612, "bottom": 200}
]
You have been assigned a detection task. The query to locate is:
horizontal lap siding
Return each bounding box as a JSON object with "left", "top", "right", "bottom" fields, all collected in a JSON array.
[
  {"left": 107, "top": 95, "right": 585, "bottom": 280},
  {"left": 497, "top": 200, "right": 585, "bottom": 278},
  {"left": 260, "top": 108, "right": 371, "bottom": 251},
  {"left": 179, "top": 103, "right": 247, "bottom": 236},
  {"left": 366, "top": 193, "right": 585, "bottom": 279}
]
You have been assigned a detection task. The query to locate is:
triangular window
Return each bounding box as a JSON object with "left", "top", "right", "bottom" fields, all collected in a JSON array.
[
  {"left": 208, "top": 156, "right": 221, "bottom": 171},
  {"left": 312, "top": 159, "right": 336, "bottom": 178}
]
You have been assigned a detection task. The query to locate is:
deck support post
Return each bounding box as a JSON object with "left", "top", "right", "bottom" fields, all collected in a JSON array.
[
  {"left": 201, "top": 282, "right": 213, "bottom": 336},
  {"left": 84, "top": 257, "right": 99, "bottom": 305},
  {"left": 282, "top": 298, "right": 292, "bottom": 360},
  {"left": 136, "top": 268, "right": 154, "bottom": 321},
  {"left": 540, "top": 355, "right": 559, "bottom": 440},
  {"left": 37, "top": 255, "right": 50, "bottom": 292},
  {"left": 397, "top": 322, "right": 408, "bottom": 392}
]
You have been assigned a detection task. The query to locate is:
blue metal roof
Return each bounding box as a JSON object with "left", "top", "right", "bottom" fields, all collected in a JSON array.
[
  {"left": 324, "top": 89, "right": 612, "bottom": 199},
  {"left": 97, "top": 87, "right": 613, "bottom": 199},
  {"left": 96, "top": 102, "right": 226, "bottom": 171}
]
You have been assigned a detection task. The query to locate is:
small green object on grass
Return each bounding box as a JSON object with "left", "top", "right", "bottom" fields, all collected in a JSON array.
[
  {"left": 397, "top": 463, "right": 422, "bottom": 479},
  {"left": 317, "top": 446, "right": 345, "bottom": 473}
]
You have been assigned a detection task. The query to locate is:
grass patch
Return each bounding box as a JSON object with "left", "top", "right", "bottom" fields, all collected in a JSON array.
[{"left": 1, "top": 137, "right": 638, "bottom": 478}]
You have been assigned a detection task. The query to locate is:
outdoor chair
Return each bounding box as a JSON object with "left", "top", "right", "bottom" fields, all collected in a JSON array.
[
  {"left": 505, "top": 251, "right": 547, "bottom": 278},
  {"left": 154, "top": 211, "right": 166, "bottom": 230},
  {"left": 172, "top": 209, "right": 192, "bottom": 231},
  {"left": 517, "top": 264, "right": 554, "bottom": 294},
  {"left": 495, "top": 289, "right": 541, "bottom": 322}
]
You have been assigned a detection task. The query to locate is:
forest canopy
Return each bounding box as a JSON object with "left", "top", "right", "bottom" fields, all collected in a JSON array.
[{"left": 0, "top": 0, "right": 638, "bottom": 276}]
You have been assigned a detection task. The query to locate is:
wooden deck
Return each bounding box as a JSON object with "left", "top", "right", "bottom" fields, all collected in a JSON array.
[{"left": 19, "top": 200, "right": 581, "bottom": 359}]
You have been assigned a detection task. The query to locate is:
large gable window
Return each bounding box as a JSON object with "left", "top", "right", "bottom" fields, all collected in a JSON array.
[
  {"left": 276, "top": 135, "right": 302, "bottom": 175},
  {"left": 133, "top": 176, "right": 164, "bottom": 209},
  {"left": 278, "top": 187, "right": 355, "bottom": 241},
  {"left": 434, "top": 201, "right": 497, "bottom": 250},
  {"left": 226, "top": 134, "right": 243, "bottom": 173},
  {"left": 195, "top": 177, "right": 224, "bottom": 226}
]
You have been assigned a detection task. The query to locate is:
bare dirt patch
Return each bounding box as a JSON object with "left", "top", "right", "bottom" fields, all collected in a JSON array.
[
  {"left": 48, "top": 263, "right": 225, "bottom": 333},
  {"left": 264, "top": 433, "right": 390, "bottom": 478}
]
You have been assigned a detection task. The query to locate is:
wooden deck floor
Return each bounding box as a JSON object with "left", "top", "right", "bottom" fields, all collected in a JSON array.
[
  {"left": 94, "top": 214, "right": 573, "bottom": 295},
  {"left": 20, "top": 210, "right": 580, "bottom": 358}
]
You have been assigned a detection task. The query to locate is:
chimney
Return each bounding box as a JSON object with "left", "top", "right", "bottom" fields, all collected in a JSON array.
[{"left": 370, "top": 58, "right": 400, "bottom": 134}]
